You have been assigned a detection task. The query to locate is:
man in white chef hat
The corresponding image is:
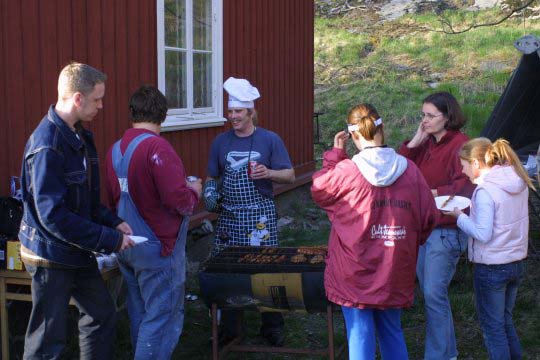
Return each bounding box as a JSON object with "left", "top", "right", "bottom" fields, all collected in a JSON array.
[{"left": 205, "top": 77, "right": 295, "bottom": 347}]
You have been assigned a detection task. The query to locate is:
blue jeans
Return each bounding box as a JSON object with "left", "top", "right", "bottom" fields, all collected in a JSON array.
[
  {"left": 341, "top": 306, "right": 408, "bottom": 360},
  {"left": 117, "top": 218, "right": 188, "bottom": 360},
  {"left": 23, "top": 263, "right": 117, "bottom": 360},
  {"left": 474, "top": 261, "right": 524, "bottom": 360},
  {"left": 416, "top": 227, "right": 466, "bottom": 360}
]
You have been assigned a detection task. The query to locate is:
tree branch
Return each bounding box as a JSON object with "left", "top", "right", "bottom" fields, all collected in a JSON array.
[{"left": 436, "top": 0, "right": 537, "bottom": 34}]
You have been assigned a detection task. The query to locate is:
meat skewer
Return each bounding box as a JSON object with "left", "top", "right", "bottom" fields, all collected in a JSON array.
[{"left": 440, "top": 194, "right": 455, "bottom": 209}]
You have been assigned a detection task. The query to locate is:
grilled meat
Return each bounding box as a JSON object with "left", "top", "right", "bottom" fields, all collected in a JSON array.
[
  {"left": 309, "top": 255, "right": 325, "bottom": 264},
  {"left": 291, "top": 254, "right": 307, "bottom": 263}
]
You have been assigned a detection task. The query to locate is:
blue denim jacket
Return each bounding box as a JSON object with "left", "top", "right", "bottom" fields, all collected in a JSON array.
[{"left": 18, "top": 105, "right": 122, "bottom": 267}]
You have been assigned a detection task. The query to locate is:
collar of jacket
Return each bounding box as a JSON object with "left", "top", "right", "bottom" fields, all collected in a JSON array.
[
  {"left": 46, "top": 105, "right": 84, "bottom": 151},
  {"left": 430, "top": 129, "right": 460, "bottom": 146}
]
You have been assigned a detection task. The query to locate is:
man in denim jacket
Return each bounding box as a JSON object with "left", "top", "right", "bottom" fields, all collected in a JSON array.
[{"left": 18, "top": 62, "right": 134, "bottom": 359}]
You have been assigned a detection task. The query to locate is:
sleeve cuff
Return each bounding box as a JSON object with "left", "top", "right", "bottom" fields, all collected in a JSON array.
[
  {"left": 111, "top": 217, "right": 124, "bottom": 229},
  {"left": 114, "top": 232, "right": 123, "bottom": 252}
]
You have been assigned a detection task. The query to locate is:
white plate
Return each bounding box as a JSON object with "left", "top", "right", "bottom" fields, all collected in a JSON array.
[
  {"left": 129, "top": 235, "right": 148, "bottom": 244},
  {"left": 435, "top": 195, "right": 471, "bottom": 211}
]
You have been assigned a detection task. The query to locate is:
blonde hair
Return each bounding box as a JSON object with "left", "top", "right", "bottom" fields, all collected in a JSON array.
[
  {"left": 58, "top": 62, "right": 106, "bottom": 97},
  {"left": 247, "top": 108, "right": 258, "bottom": 124},
  {"left": 459, "top": 137, "right": 533, "bottom": 189},
  {"left": 347, "top": 103, "right": 384, "bottom": 143}
]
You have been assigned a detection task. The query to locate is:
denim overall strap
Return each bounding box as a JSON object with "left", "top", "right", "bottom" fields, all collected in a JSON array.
[
  {"left": 112, "top": 133, "right": 155, "bottom": 178},
  {"left": 111, "top": 133, "right": 158, "bottom": 241}
]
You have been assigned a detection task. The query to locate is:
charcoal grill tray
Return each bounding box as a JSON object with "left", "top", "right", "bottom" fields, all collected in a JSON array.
[{"left": 202, "top": 246, "right": 326, "bottom": 274}]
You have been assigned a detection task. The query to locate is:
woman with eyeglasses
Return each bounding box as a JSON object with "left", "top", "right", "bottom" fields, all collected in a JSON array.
[
  {"left": 312, "top": 103, "right": 439, "bottom": 359},
  {"left": 399, "top": 91, "right": 476, "bottom": 360}
]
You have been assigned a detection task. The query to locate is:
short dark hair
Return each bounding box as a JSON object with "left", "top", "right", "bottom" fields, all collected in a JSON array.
[
  {"left": 129, "top": 85, "right": 168, "bottom": 124},
  {"left": 423, "top": 91, "right": 467, "bottom": 131}
]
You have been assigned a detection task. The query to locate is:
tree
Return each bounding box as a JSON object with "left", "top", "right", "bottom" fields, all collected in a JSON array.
[{"left": 433, "top": 0, "right": 539, "bottom": 34}]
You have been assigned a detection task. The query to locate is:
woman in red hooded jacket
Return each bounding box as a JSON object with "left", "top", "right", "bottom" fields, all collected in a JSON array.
[{"left": 312, "top": 103, "right": 439, "bottom": 359}]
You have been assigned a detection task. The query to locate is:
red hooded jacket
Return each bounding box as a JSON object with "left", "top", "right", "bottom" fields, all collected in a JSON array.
[{"left": 312, "top": 147, "right": 439, "bottom": 309}]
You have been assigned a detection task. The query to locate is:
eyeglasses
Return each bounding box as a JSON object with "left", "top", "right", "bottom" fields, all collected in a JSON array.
[{"left": 422, "top": 113, "right": 444, "bottom": 120}]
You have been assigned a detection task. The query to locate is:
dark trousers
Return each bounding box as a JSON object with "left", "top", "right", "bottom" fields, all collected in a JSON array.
[
  {"left": 23, "top": 264, "right": 117, "bottom": 360},
  {"left": 221, "top": 309, "right": 284, "bottom": 337}
]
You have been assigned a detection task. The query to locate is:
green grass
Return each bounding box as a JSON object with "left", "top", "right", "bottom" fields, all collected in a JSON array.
[{"left": 315, "top": 9, "right": 540, "bottom": 152}]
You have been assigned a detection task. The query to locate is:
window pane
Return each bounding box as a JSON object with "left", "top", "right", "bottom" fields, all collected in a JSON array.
[
  {"left": 164, "top": 0, "right": 185, "bottom": 48},
  {"left": 193, "top": 0, "right": 212, "bottom": 50},
  {"left": 166, "top": 50, "right": 187, "bottom": 109},
  {"left": 193, "top": 53, "right": 212, "bottom": 108}
]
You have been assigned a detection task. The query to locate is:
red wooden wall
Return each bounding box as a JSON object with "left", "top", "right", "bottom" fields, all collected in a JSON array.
[
  {"left": 221, "top": 0, "right": 315, "bottom": 185},
  {"left": 0, "top": 0, "right": 314, "bottom": 221},
  {"left": 0, "top": 0, "right": 159, "bottom": 193}
]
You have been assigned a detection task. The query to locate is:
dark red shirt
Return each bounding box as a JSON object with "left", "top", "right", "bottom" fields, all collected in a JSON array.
[
  {"left": 104, "top": 128, "right": 199, "bottom": 256},
  {"left": 399, "top": 130, "right": 476, "bottom": 227}
]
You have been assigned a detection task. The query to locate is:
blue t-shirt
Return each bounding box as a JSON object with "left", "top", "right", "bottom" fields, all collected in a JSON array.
[{"left": 207, "top": 128, "right": 292, "bottom": 197}]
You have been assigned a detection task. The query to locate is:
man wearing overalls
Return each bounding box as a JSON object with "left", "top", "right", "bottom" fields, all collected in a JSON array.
[
  {"left": 104, "top": 85, "right": 202, "bottom": 359},
  {"left": 205, "top": 77, "right": 295, "bottom": 347}
]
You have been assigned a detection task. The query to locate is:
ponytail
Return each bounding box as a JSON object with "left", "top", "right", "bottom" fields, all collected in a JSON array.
[
  {"left": 460, "top": 137, "right": 534, "bottom": 190},
  {"left": 486, "top": 139, "right": 534, "bottom": 190},
  {"left": 347, "top": 103, "right": 384, "bottom": 143}
]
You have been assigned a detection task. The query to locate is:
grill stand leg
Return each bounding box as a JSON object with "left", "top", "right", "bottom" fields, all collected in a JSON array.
[
  {"left": 211, "top": 304, "right": 345, "bottom": 359},
  {"left": 211, "top": 305, "right": 244, "bottom": 360},
  {"left": 235, "top": 310, "right": 243, "bottom": 340},
  {"left": 327, "top": 304, "right": 335, "bottom": 360},
  {"left": 211, "top": 303, "right": 219, "bottom": 360}
]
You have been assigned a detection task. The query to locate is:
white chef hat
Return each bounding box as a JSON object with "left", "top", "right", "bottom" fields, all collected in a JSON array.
[{"left": 223, "top": 77, "right": 260, "bottom": 109}]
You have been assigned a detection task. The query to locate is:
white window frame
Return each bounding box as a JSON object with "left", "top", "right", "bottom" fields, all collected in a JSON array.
[{"left": 157, "top": 0, "right": 225, "bottom": 131}]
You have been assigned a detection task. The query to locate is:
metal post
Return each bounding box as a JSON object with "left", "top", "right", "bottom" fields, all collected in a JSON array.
[
  {"left": 327, "top": 304, "right": 335, "bottom": 360},
  {"left": 313, "top": 112, "right": 325, "bottom": 144},
  {"left": 211, "top": 303, "right": 219, "bottom": 360}
]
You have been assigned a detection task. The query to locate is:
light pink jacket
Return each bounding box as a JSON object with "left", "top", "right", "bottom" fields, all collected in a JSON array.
[{"left": 468, "top": 165, "right": 529, "bottom": 264}]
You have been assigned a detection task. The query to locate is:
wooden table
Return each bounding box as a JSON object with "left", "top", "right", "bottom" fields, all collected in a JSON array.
[{"left": 0, "top": 266, "right": 121, "bottom": 360}]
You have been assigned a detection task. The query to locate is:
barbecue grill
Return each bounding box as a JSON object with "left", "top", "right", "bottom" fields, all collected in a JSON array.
[
  {"left": 199, "top": 246, "right": 327, "bottom": 312},
  {"left": 198, "top": 246, "right": 346, "bottom": 359}
]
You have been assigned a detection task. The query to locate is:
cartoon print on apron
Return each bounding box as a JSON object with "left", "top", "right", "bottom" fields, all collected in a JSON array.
[{"left": 215, "top": 130, "right": 278, "bottom": 248}]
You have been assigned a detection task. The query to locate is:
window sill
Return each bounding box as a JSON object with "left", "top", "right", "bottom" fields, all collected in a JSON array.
[{"left": 161, "top": 116, "right": 226, "bottom": 132}]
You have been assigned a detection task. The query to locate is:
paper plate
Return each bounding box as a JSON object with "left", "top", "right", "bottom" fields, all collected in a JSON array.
[
  {"left": 435, "top": 195, "right": 471, "bottom": 211},
  {"left": 129, "top": 235, "right": 148, "bottom": 244}
]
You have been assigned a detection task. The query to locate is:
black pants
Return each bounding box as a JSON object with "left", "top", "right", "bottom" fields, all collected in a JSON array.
[
  {"left": 221, "top": 309, "right": 284, "bottom": 337},
  {"left": 23, "top": 264, "right": 117, "bottom": 360}
]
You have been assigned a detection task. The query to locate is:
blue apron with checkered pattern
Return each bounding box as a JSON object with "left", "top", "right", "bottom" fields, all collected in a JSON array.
[{"left": 215, "top": 131, "right": 278, "bottom": 248}]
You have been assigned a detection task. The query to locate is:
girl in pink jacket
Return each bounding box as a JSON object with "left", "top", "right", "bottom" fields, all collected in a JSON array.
[
  {"left": 312, "top": 103, "right": 439, "bottom": 359},
  {"left": 447, "top": 138, "right": 533, "bottom": 360}
]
